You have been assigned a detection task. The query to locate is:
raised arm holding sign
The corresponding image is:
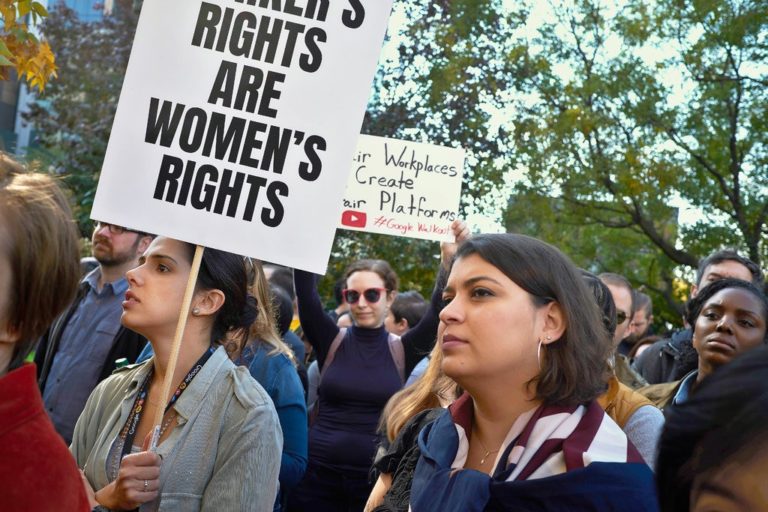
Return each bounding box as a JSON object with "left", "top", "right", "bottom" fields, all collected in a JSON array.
[{"left": 289, "top": 220, "right": 469, "bottom": 511}]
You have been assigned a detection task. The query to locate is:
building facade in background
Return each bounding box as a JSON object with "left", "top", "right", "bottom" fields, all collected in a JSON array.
[{"left": 0, "top": 0, "right": 112, "bottom": 152}]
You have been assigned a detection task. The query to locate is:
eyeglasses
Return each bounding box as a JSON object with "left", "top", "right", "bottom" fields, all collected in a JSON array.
[
  {"left": 616, "top": 310, "right": 628, "bottom": 324},
  {"left": 94, "top": 221, "right": 137, "bottom": 235},
  {"left": 342, "top": 287, "right": 388, "bottom": 304}
]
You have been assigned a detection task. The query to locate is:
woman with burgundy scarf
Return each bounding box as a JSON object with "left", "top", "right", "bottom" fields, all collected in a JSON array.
[{"left": 409, "top": 233, "right": 658, "bottom": 511}]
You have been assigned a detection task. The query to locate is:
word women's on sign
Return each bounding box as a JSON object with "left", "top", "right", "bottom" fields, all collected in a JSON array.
[{"left": 93, "top": 0, "right": 394, "bottom": 273}]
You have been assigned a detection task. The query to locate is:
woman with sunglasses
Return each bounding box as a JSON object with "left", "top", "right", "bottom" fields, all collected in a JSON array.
[{"left": 288, "top": 220, "right": 469, "bottom": 512}]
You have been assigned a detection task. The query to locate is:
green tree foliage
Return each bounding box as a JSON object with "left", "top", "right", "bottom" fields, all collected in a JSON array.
[
  {"left": 503, "top": 0, "right": 768, "bottom": 295},
  {"left": 324, "top": 0, "right": 516, "bottom": 297},
  {"left": 505, "top": 189, "right": 687, "bottom": 322},
  {"left": 23, "top": 0, "right": 138, "bottom": 234},
  {"left": 365, "top": 0, "right": 767, "bottom": 325}
]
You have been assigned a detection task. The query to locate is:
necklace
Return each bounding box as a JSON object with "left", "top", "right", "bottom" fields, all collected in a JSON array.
[{"left": 474, "top": 430, "right": 500, "bottom": 466}]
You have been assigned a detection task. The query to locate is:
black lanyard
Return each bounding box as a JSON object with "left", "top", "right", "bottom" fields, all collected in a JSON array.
[{"left": 118, "top": 347, "right": 215, "bottom": 458}]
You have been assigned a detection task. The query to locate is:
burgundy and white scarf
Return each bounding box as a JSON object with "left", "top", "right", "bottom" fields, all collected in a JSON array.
[{"left": 448, "top": 392, "right": 643, "bottom": 481}]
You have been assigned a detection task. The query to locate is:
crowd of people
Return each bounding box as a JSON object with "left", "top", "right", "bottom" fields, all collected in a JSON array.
[{"left": 1, "top": 150, "right": 767, "bottom": 511}]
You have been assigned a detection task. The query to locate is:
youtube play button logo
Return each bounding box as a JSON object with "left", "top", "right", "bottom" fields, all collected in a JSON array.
[{"left": 341, "top": 210, "right": 367, "bottom": 228}]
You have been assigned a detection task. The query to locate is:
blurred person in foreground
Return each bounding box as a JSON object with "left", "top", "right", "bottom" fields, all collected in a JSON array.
[
  {"left": 657, "top": 344, "right": 768, "bottom": 511},
  {"left": 0, "top": 154, "right": 89, "bottom": 511}
]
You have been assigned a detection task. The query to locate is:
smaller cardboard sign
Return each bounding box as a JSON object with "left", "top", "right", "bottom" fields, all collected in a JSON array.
[{"left": 339, "top": 135, "right": 464, "bottom": 242}]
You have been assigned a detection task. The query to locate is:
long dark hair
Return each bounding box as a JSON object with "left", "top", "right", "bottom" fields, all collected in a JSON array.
[
  {"left": 182, "top": 244, "right": 257, "bottom": 354},
  {"left": 452, "top": 233, "right": 611, "bottom": 406}
]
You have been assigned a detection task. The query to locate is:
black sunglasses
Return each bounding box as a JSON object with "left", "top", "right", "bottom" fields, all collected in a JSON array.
[
  {"left": 616, "top": 310, "right": 628, "bottom": 324},
  {"left": 342, "top": 287, "right": 388, "bottom": 304}
]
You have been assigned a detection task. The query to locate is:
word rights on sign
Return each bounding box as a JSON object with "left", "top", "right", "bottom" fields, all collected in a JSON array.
[
  {"left": 339, "top": 135, "right": 464, "bottom": 243},
  {"left": 91, "top": 0, "right": 394, "bottom": 274}
]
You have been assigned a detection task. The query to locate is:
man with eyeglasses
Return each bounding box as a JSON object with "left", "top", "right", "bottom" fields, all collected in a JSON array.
[
  {"left": 599, "top": 272, "right": 648, "bottom": 390},
  {"left": 35, "top": 221, "right": 153, "bottom": 444}
]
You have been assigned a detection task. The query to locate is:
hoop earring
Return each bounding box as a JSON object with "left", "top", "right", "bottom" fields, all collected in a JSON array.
[{"left": 537, "top": 338, "right": 543, "bottom": 369}]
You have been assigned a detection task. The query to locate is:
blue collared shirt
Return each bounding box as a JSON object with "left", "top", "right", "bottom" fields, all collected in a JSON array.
[
  {"left": 42, "top": 267, "right": 129, "bottom": 444},
  {"left": 672, "top": 370, "right": 699, "bottom": 406}
]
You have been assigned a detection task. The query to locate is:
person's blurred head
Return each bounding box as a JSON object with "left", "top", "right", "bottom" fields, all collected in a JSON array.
[
  {"left": 692, "top": 249, "right": 762, "bottom": 297},
  {"left": 80, "top": 256, "right": 99, "bottom": 276},
  {"left": 243, "top": 257, "right": 294, "bottom": 361},
  {"left": 0, "top": 154, "right": 80, "bottom": 375},
  {"left": 686, "top": 278, "right": 768, "bottom": 381},
  {"left": 270, "top": 283, "right": 293, "bottom": 338},
  {"left": 598, "top": 273, "right": 634, "bottom": 345},
  {"left": 336, "top": 311, "right": 353, "bottom": 328},
  {"left": 385, "top": 290, "right": 427, "bottom": 336},
  {"left": 343, "top": 259, "right": 398, "bottom": 329},
  {"left": 628, "top": 334, "right": 659, "bottom": 360},
  {"left": 265, "top": 265, "right": 295, "bottom": 302},
  {"left": 657, "top": 345, "right": 768, "bottom": 512},
  {"left": 629, "top": 291, "right": 653, "bottom": 339},
  {"left": 439, "top": 233, "right": 611, "bottom": 406},
  {"left": 123, "top": 237, "right": 257, "bottom": 356},
  {"left": 332, "top": 277, "right": 347, "bottom": 312}
]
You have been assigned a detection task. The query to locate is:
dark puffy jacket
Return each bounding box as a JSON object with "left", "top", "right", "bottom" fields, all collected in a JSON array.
[{"left": 632, "top": 328, "right": 697, "bottom": 384}]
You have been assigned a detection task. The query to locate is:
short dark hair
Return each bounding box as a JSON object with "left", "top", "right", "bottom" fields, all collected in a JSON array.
[
  {"left": 657, "top": 345, "right": 768, "bottom": 511},
  {"left": 1, "top": 156, "right": 80, "bottom": 371},
  {"left": 390, "top": 290, "right": 428, "bottom": 329},
  {"left": 598, "top": 272, "right": 635, "bottom": 318},
  {"left": 344, "top": 259, "right": 399, "bottom": 292},
  {"left": 181, "top": 244, "right": 257, "bottom": 354},
  {"left": 453, "top": 234, "right": 612, "bottom": 406},
  {"left": 634, "top": 291, "right": 652, "bottom": 317},
  {"left": 685, "top": 277, "right": 768, "bottom": 344},
  {"left": 695, "top": 248, "right": 763, "bottom": 287}
]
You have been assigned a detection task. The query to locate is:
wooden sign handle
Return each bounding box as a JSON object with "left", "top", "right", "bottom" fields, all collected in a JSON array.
[{"left": 150, "top": 244, "right": 205, "bottom": 451}]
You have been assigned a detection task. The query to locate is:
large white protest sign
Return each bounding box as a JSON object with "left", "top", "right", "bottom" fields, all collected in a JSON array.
[
  {"left": 92, "top": 0, "right": 393, "bottom": 273},
  {"left": 339, "top": 135, "right": 464, "bottom": 242}
]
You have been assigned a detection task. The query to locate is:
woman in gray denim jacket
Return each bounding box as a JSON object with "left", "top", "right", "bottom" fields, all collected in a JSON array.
[{"left": 71, "top": 237, "right": 282, "bottom": 511}]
